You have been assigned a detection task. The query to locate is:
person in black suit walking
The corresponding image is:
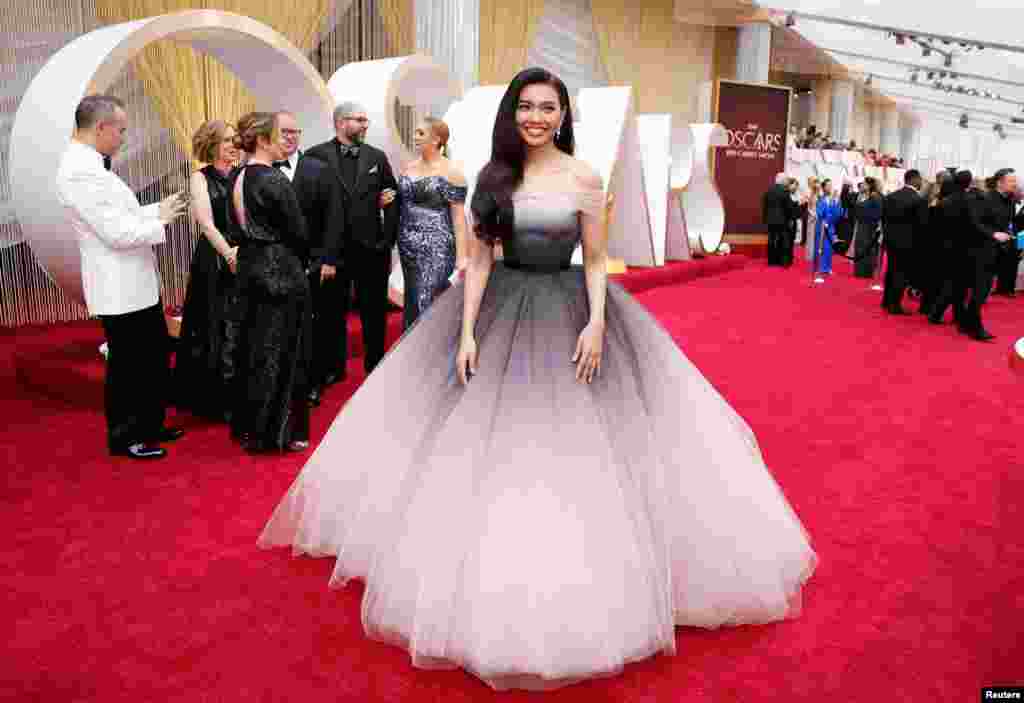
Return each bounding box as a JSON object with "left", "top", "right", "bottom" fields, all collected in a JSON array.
[
  {"left": 929, "top": 170, "right": 974, "bottom": 327},
  {"left": 763, "top": 174, "right": 797, "bottom": 266},
  {"left": 301, "top": 101, "right": 399, "bottom": 378},
  {"left": 292, "top": 145, "right": 347, "bottom": 405},
  {"left": 881, "top": 170, "right": 927, "bottom": 314},
  {"left": 963, "top": 168, "right": 1017, "bottom": 341}
]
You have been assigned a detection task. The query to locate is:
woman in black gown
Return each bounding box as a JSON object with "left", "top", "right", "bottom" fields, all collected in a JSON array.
[
  {"left": 174, "top": 120, "right": 240, "bottom": 419},
  {"left": 227, "top": 112, "right": 312, "bottom": 453}
]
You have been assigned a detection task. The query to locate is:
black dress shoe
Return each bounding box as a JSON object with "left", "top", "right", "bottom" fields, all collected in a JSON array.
[
  {"left": 927, "top": 316, "right": 944, "bottom": 325},
  {"left": 307, "top": 387, "right": 322, "bottom": 407},
  {"left": 154, "top": 427, "right": 185, "bottom": 443},
  {"left": 968, "top": 330, "right": 995, "bottom": 342},
  {"left": 113, "top": 443, "right": 167, "bottom": 460}
]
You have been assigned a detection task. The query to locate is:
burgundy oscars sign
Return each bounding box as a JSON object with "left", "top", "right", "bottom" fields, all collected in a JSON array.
[{"left": 714, "top": 80, "right": 791, "bottom": 235}]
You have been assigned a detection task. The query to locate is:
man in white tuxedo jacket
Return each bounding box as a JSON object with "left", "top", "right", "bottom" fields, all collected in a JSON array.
[{"left": 56, "top": 94, "right": 188, "bottom": 460}]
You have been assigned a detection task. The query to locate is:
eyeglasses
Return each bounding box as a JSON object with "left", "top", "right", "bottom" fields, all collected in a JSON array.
[{"left": 281, "top": 129, "right": 303, "bottom": 137}]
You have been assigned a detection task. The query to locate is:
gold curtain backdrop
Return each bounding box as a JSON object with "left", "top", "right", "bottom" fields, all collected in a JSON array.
[
  {"left": 478, "top": 0, "right": 545, "bottom": 86},
  {"left": 378, "top": 0, "right": 414, "bottom": 55},
  {"left": 590, "top": 0, "right": 715, "bottom": 123},
  {"left": 94, "top": 0, "right": 333, "bottom": 163}
]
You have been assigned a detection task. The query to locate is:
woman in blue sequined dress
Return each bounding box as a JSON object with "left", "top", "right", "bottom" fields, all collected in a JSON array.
[{"left": 392, "top": 117, "right": 468, "bottom": 330}]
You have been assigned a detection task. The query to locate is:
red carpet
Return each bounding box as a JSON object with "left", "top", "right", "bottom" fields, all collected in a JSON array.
[{"left": 1, "top": 256, "right": 1021, "bottom": 702}]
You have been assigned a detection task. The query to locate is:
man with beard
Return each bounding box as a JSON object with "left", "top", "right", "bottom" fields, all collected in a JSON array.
[{"left": 299, "top": 101, "right": 399, "bottom": 380}]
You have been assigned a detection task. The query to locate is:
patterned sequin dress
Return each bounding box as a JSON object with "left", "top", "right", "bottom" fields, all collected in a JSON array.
[{"left": 396, "top": 175, "right": 467, "bottom": 330}]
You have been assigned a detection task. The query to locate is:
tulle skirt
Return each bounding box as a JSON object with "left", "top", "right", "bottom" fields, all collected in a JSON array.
[{"left": 258, "top": 263, "right": 817, "bottom": 690}]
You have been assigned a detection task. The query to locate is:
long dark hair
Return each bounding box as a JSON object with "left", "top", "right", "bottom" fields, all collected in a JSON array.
[{"left": 472, "top": 67, "right": 575, "bottom": 243}]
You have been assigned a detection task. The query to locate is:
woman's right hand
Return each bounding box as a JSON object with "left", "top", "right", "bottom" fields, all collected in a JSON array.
[
  {"left": 456, "top": 336, "right": 478, "bottom": 385},
  {"left": 224, "top": 246, "right": 239, "bottom": 274}
]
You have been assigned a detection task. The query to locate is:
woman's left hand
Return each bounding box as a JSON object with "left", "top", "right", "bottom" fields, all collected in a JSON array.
[{"left": 572, "top": 321, "right": 604, "bottom": 384}]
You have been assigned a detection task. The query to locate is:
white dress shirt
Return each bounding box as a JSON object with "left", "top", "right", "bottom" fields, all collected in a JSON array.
[
  {"left": 279, "top": 150, "right": 300, "bottom": 182},
  {"left": 56, "top": 140, "right": 165, "bottom": 316}
]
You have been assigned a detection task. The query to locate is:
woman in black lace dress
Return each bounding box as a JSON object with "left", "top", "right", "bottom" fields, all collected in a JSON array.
[
  {"left": 174, "top": 120, "right": 240, "bottom": 419},
  {"left": 227, "top": 112, "right": 311, "bottom": 453}
]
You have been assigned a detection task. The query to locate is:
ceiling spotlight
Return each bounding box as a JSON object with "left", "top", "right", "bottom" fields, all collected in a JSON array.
[
  {"left": 895, "top": 33, "right": 906, "bottom": 45},
  {"left": 994, "top": 123, "right": 1006, "bottom": 139},
  {"left": 950, "top": 73, "right": 959, "bottom": 79},
  {"left": 977, "top": 44, "right": 985, "bottom": 51},
  {"left": 959, "top": 114, "right": 969, "bottom": 128},
  {"left": 944, "top": 55, "right": 953, "bottom": 67},
  {"left": 939, "top": 71, "right": 947, "bottom": 79},
  {"left": 910, "top": 71, "right": 919, "bottom": 83},
  {"left": 785, "top": 12, "right": 796, "bottom": 27},
  {"left": 922, "top": 46, "right": 932, "bottom": 57},
  {"left": 927, "top": 71, "right": 935, "bottom": 80},
  {"left": 956, "top": 86, "right": 966, "bottom": 93}
]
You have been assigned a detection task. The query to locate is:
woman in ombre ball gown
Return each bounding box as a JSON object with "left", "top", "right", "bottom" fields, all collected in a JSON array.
[
  {"left": 391, "top": 117, "right": 469, "bottom": 330},
  {"left": 259, "top": 68, "right": 817, "bottom": 690}
]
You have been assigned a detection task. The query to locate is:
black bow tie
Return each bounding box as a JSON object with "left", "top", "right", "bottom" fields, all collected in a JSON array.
[
  {"left": 272, "top": 160, "right": 291, "bottom": 170},
  {"left": 340, "top": 145, "right": 360, "bottom": 158}
]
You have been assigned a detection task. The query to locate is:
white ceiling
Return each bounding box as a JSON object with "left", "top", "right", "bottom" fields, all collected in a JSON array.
[{"left": 757, "top": 0, "right": 1024, "bottom": 135}]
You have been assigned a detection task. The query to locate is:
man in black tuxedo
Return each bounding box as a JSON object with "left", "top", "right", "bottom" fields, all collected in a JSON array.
[
  {"left": 881, "top": 170, "right": 927, "bottom": 314},
  {"left": 301, "top": 101, "right": 398, "bottom": 378},
  {"left": 292, "top": 145, "right": 347, "bottom": 405},
  {"left": 963, "top": 168, "right": 1017, "bottom": 341},
  {"left": 763, "top": 174, "right": 798, "bottom": 266}
]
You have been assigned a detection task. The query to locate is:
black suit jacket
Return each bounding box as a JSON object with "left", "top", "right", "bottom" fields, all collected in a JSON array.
[
  {"left": 292, "top": 150, "right": 347, "bottom": 268},
  {"left": 882, "top": 186, "right": 926, "bottom": 251},
  {"left": 968, "top": 189, "right": 1013, "bottom": 261},
  {"left": 302, "top": 139, "right": 399, "bottom": 258},
  {"left": 762, "top": 184, "right": 797, "bottom": 227}
]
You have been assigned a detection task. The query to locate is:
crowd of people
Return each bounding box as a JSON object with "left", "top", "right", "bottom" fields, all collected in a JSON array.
[
  {"left": 790, "top": 124, "right": 906, "bottom": 167},
  {"left": 59, "top": 95, "right": 468, "bottom": 460},
  {"left": 763, "top": 165, "right": 1023, "bottom": 341}
]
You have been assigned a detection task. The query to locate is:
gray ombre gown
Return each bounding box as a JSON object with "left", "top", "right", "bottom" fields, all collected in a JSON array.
[{"left": 259, "top": 166, "right": 817, "bottom": 691}]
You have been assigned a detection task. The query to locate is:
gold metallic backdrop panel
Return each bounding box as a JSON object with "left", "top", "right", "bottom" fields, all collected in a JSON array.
[{"left": 478, "top": 0, "right": 545, "bottom": 85}]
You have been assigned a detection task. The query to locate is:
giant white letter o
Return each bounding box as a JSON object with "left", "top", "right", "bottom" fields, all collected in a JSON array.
[{"left": 9, "top": 10, "right": 334, "bottom": 305}]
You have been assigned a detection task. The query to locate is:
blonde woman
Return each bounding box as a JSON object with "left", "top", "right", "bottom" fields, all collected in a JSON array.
[
  {"left": 387, "top": 116, "right": 469, "bottom": 329},
  {"left": 174, "top": 119, "right": 241, "bottom": 420}
]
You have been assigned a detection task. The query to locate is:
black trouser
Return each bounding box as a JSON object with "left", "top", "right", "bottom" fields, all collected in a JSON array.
[
  {"left": 929, "top": 246, "right": 966, "bottom": 324},
  {"left": 339, "top": 241, "right": 391, "bottom": 374},
  {"left": 781, "top": 223, "right": 796, "bottom": 267},
  {"left": 882, "top": 245, "right": 913, "bottom": 309},
  {"left": 767, "top": 225, "right": 787, "bottom": 266},
  {"left": 308, "top": 262, "right": 348, "bottom": 386},
  {"left": 961, "top": 248, "right": 996, "bottom": 334},
  {"left": 994, "top": 244, "right": 1019, "bottom": 293},
  {"left": 99, "top": 302, "right": 170, "bottom": 452}
]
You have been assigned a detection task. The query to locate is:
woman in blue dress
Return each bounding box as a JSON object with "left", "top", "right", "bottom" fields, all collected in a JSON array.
[
  {"left": 813, "top": 178, "right": 845, "bottom": 280},
  {"left": 388, "top": 117, "right": 468, "bottom": 330}
]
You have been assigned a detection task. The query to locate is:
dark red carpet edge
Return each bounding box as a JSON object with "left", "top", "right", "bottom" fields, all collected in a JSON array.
[{"left": 0, "top": 255, "right": 1020, "bottom": 702}]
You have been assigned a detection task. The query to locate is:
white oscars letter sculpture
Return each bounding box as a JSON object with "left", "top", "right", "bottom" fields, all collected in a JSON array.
[
  {"left": 636, "top": 114, "right": 672, "bottom": 266},
  {"left": 9, "top": 10, "right": 335, "bottom": 304},
  {"left": 576, "top": 86, "right": 654, "bottom": 267},
  {"left": 443, "top": 85, "right": 509, "bottom": 210},
  {"left": 680, "top": 123, "right": 728, "bottom": 256},
  {"left": 666, "top": 124, "right": 694, "bottom": 261}
]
